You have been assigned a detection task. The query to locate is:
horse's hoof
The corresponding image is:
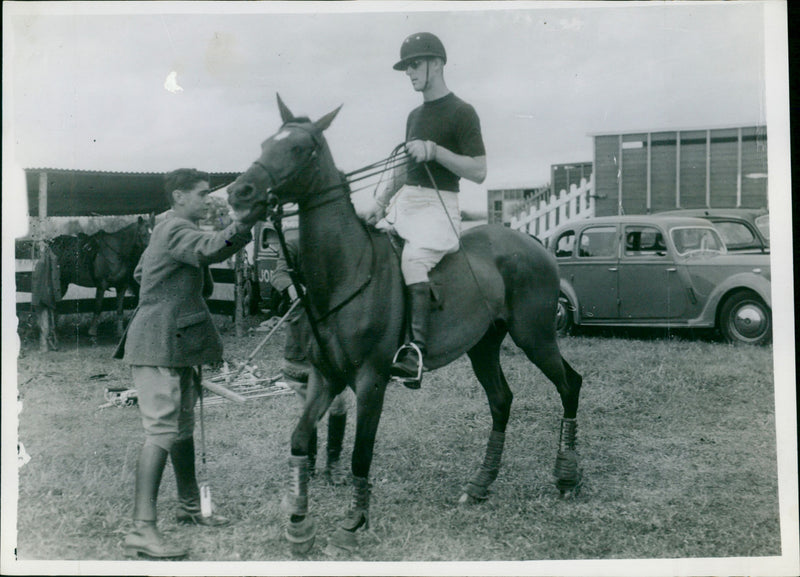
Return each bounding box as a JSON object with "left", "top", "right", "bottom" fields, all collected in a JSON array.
[
  {"left": 290, "top": 537, "right": 315, "bottom": 556},
  {"left": 458, "top": 492, "right": 481, "bottom": 505},
  {"left": 557, "top": 471, "right": 583, "bottom": 500},
  {"left": 285, "top": 517, "right": 316, "bottom": 556},
  {"left": 459, "top": 482, "right": 489, "bottom": 505},
  {"left": 328, "top": 527, "right": 359, "bottom": 553},
  {"left": 559, "top": 486, "right": 579, "bottom": 500}
]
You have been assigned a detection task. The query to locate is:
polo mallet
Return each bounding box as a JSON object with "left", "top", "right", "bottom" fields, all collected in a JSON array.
[
  {"left": 197, "top": 369, "right": 214, "bottom": 518},
  {"left": 232, "top": 298, "right": 301, "bottom": 381}
]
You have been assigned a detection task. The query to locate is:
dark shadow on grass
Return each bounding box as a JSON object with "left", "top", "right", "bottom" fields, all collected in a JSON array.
[{"left": 570, "top": 325, "right": 722, "bottom": 343}]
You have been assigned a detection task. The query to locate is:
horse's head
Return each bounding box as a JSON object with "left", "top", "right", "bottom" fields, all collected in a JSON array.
[{"left": 227, "top": 94, "right": 342, "bottom": 219}]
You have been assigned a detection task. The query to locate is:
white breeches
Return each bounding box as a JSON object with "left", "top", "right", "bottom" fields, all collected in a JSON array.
[{"left": 386, "top": 185, "right": 461, "bottom": 284}]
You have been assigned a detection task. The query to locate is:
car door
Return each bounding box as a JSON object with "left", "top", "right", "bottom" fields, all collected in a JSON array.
[
  {"left": 617, "top": 224, "right": 689, "bottom": 319},
  {"left": 565, "top": 224, "right": 620, "bottom": 320}
]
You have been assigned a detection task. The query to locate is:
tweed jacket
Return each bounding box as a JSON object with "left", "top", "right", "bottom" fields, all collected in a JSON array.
[{"left": 113, "top": 215, "right": 251, "bottom": 367}]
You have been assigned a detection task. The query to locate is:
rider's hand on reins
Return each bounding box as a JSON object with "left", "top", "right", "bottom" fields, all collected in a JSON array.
[
  {"left": 362, "top": 198, "right": 387, "bottom": 226},
  {"left": 405, "top": 139, "right": 437, "bottom": 163}
]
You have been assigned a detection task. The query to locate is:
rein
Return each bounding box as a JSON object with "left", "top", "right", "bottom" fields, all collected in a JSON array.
[
  {"left": 268, "top": 203, "right": 348, "bottom": 387},
  {"left": 245, "top": 137, "right": 410, "bottom": 381},
  {"left": 421, "top": 161, "right": 497, "bottom": 323},
  {"left": 236, "top": 140, "right": 413, "bottom": 221},
  {"left": 267, "top": 191, "right": 376, "bottom": 323}
]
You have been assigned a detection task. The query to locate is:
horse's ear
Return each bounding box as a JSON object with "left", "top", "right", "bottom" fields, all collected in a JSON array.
[
  {"left": 277, "top": 93, "right": 294, "bottom": 124},
  {"left": 314, "top": 104, "right": 342, "bottom": 133},
  {"left": 137, "top": 216, "right": 144, "bottom": 224}
]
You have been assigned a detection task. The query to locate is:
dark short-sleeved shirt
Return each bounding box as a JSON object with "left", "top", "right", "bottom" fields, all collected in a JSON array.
[{"left": 405, "top": 92, "right": 485, "bottom": 193}]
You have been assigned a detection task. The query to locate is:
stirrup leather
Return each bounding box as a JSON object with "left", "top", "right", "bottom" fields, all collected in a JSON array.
[{"left": 391, "top": 342, "right": 424, "bottom": 382}]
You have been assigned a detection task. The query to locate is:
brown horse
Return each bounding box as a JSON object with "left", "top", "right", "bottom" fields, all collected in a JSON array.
[
  {"left": 35, "top": 217, "right": 151, "bottom": 348},
  {"left": 227, "top": 96, "right": 583, "bottom": 554}
]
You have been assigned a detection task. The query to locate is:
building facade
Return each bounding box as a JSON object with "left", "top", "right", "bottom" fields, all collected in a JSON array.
[
  {"left": 551, "top": 162, "right": 593, "bottom": 200},
  {"left": 487, "top": 186, "right": 549, "bottom": 225},
  {"left": 592, "top": 125, "right": 768, "bottom": 217}
]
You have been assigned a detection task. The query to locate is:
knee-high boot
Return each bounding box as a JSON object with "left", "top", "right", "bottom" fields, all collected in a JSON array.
[
  {"left": 124, "top": 444, "right": 188, "bottom": 559},
  {"left": 170, "top": 437, "right": 230, "bottom": 527},
  {"left": 390, "top": 281, "right": 431, "bottom": 389}
]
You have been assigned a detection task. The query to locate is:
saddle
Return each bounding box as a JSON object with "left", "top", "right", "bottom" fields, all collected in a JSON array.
[{"left": 383, "top": 230, "right": 446, "bottom": 311}]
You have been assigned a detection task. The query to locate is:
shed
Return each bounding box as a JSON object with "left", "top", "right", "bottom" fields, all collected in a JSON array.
[
  {"left": 591, "top": 125, "right": 768, "bottom": 216},
  {"left": 25, "top": 168, "right": 240, "bottom": 217}
]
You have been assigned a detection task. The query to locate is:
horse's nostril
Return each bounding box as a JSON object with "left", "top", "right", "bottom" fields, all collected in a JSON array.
[
  {"left": 232, "top": 183, "right": 253, "bottom": 200},
  {"left": 228, "top": 182, "right": 256, "bottom": 209}
]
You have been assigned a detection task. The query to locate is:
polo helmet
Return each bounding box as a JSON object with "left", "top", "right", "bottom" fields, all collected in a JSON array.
[{"left": 393, "top": 32, "right": 447, "bottom": 70}]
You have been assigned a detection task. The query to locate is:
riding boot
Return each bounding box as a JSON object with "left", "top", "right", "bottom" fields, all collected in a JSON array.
[
  {"left": 124, "top": 444, "right": 188, "bottom": 559},
  {"left": 390, "top": 282, "right": 431, "bottom": 389},
  {"left": 170, "top": 437, "right": 230, "bottom": 527},
  {"left": 324, "top": 413, "right": 349, "bottom": 485}
]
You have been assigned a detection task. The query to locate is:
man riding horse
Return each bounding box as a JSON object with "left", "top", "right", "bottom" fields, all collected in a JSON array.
[{"left": 363, "top": 32, "right": 487, "bottom": 389}]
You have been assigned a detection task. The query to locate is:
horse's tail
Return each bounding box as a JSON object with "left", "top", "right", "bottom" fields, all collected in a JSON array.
[{"left": 31, "top": 246, "right": 62, "bottom": 310}]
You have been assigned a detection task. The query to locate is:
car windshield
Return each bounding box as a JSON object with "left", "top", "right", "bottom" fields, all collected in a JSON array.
[
  {"left": 670, "top": 226, "right": 726, "bottom": 257},
  {"left": 755, "top": 214, "right": 770, "bottom": 242},
  {"left": 713, "top": 221, "right": 755, "bottom": 248}
]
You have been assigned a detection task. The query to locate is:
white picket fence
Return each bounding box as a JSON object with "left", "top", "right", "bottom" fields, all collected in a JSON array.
[{"left": 509, "top": 176, "right": 596, "bottom": 243}]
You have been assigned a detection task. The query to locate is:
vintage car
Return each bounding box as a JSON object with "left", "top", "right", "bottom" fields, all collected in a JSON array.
[
  {"left": 656, "top": 208, "right": 769, "bottom": 253},
  {"left": 550, "top": 215, "right": 771, "bottom": 344},
  {"left": 252, "top": 215, "right": 299, "bottom": 315}
]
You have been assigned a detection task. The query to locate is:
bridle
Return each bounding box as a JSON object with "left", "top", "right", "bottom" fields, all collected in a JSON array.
[
  {"left": 231, "top": 123, "right": 416, "bottom": 382},
  {"left": 249, "top": 122, "right": 327, "bottom": 206},
  {"left": 251, "top": 122, "right": 391, "bottom": 385},
  {"left": 246, "top": 122, "right": 412, "bottom": 218}
]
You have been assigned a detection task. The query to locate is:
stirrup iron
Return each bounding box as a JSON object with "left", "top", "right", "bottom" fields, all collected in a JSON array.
[{"left": 390, "top": 341, "right": 424, "bottom": 383}]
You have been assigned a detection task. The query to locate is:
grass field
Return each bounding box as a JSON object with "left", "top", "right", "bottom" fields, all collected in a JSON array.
[{"left": 11, "top": 315, "right": 782, "bottom": 563}]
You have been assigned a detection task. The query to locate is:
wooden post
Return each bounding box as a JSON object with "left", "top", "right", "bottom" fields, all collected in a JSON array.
[
  {"left": 234, "top": 248, "right": 245, "bottom": 337},
  {"left": 37, "top": 171, "right": 51, "bottom": 351},
  {"left": 38, "top": 171, "right": 48, "bottom": 219}
]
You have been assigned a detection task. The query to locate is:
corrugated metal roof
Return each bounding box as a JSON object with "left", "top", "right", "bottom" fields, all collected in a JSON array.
[
  {"left": 25, "top": 168, "right": 240, "bottom": 217},
  {"left": 587, "top": 124, "right": 766, "bottom": 137}
]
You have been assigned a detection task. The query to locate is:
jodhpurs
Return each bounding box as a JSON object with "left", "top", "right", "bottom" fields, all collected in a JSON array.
[
  {"left": 388, "top": 185, "right": 461, "bottom": 284},
  {"left": 132, "top": 365, "right": 199, "bottom": 452}
]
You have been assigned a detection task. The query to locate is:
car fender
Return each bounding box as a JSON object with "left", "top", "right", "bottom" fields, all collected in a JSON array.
[
  {"left": 698, "top": 271, "right": 772, "bottom": 323},
  {"left": 559, "top": 278, "right": 582, "bottom": 325}
]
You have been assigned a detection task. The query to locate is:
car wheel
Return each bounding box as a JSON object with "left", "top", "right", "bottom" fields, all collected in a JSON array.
[
  {"left": 556, "top": 294, "right": 574, "bottom": 337},
  {"left": 719, "top": 290, "right": 771, "bottom": 345}
]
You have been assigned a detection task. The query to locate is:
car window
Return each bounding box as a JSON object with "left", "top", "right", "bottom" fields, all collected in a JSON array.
[
  {"left": 624, "top": 226, "right": 667, "bottom": 256},
  {"left": 259, "top": 227, "right": 280, "bottom": 256},
  {"left": 713, "top": 221, "right": 755, "bottom": 248},
  {"left": 755, "top": 214, "right": 770, "bottom": 241},
  {"left": 670, "top": 227, "right": 725, "bottom": 256},
  {"left": 578, "top": 226, "right": 617, "bottom": 258},
  {"left": 554, "top": 230, "right": 575, "bottom": 258}
]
